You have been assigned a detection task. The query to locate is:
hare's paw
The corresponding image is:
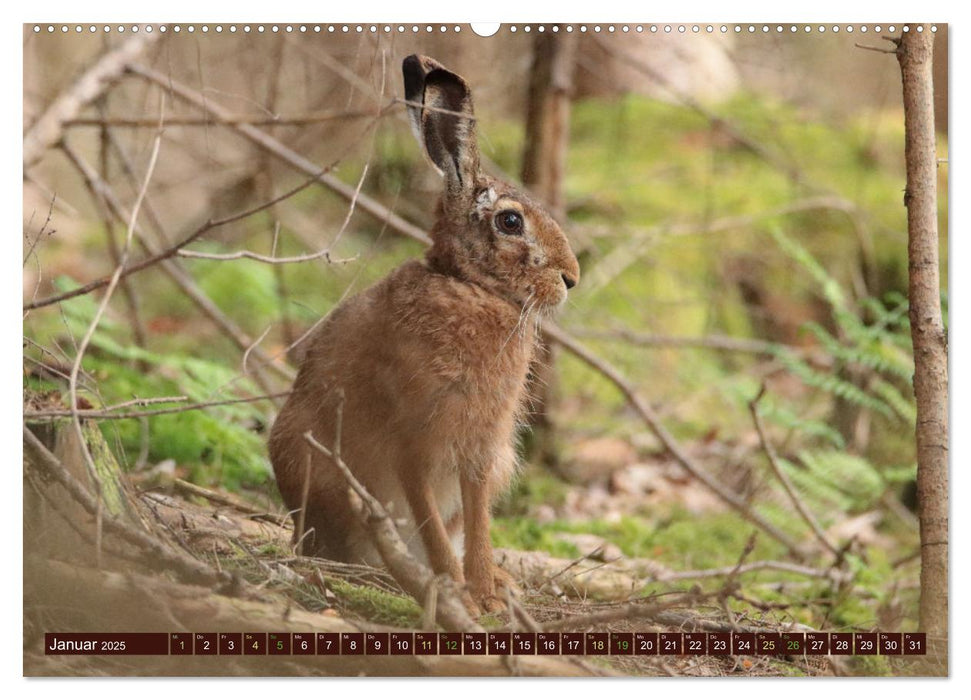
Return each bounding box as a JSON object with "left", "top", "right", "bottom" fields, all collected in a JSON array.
[
  {"left": 466, "top": 572, "right": 506, "bottom": 614},
  {"left": 461, "top": 589, "right": 483, "bottom": 618},
  {"left": 492, "top": 564, "right": 521, "bottom": 596},
  {"left": 473, "top": 591, "right": 506, "bottom": 614}
]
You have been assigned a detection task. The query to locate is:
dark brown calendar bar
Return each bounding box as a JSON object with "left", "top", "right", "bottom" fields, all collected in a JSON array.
[
  {"left": 879, "top": 633, "right": 902, "bottom": 656},
  {"left": 341, "top": 632, "right": 364, "bottom": 655},
  {"left": 462, "top": 632, "right": 486, "bottom": 655},
  {"left": 487, "top": 632, "right": 511, "bottom": 655},
  {"left": 219, "top": 632, "right": 242, "bottom": 655},
  {"left": 708, "top": 633, "right": 730, "bottom": 655},
  {"left": 684, "top": 632, "right": 706, "bottom": 655},
  {"left": 243, "top": 632, "right": 266, "bottom": 655},
  {"left": 390, "top": 632, "right": 413, "bottom": 655},
  {"left": 634, "top": 632, "right": 658, "bottom": 655},
  {"left": 904, "top": 633, "right": 926, "bottom": 655},
  {"left": 45, "top": 633, "right": 169, "bottom": 655},
  {"left": 42, "top": 631, "right": 928, "bottom": 655},
  {"left": 855, "top": 633, "right": 878, "bottom": 655},
  {"left": 781, "top": 633, "right": 805, "bottom": 655}
]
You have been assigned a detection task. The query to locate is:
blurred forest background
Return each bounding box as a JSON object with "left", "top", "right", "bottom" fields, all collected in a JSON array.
[{"left": 23, "top": 25, "right": 948, "bottom": 676}]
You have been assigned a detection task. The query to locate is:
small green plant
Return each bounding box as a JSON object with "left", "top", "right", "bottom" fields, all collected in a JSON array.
[{"left": 35, "top": 278, "right": 273, "bottom": 490}]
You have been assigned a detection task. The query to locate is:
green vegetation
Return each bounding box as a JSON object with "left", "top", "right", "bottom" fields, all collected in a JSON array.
[{"left": 327, "top": 579, "right": 424, "bottom": 628}]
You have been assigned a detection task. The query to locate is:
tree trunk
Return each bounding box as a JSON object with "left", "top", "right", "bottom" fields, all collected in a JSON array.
[
  {"left": 522, "top": 31, "right": 576, "bottom": 222},
  {"left": 521, "top": 30, "right": 578, "bottom": 468},
  {"left": 897, "top": 25, "right": 948, "bottom": 669}
]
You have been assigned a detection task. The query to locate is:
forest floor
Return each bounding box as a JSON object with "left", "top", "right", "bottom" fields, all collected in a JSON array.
[{"left": 24, "top": 419, "right": 931, "bottom": 678}]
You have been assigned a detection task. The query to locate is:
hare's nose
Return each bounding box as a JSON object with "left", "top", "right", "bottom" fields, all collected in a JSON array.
[{"left": 561, "top": 273, "right": 577, "bottom": 290}]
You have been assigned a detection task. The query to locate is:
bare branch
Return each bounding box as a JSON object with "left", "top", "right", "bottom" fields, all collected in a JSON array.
[
  {"left": 127, "top": 63, "right": 433, "bottom": 246},
  {"left": 749, "top": 386, "right": 841, "bottom": 558},
  {"left": 23, "top": 30, "right": 161, "bottom": 168},
  {"left": 66, "top": 111, "right": 163, "bottom": 506},
  {"left": 655, "top": 559, "right": 850, "bottom": 584},
  {"left": 24, "top": 391, "right": 288, "bottom": 421},
  {"left": 542, "top": 322, "right": 806, "bottom": 559},
  {"left": 24, "top": 169, "right": 333, "bottom": 311},
  {"left": 64, "top": 110, "right": 377, "bottom": 128},
  {"left": 176, "top": 164, "right": 370, "bottom": 266},
  {"left": 855, "top": 43, "right": 898, "bottom": 55},
  {"left": 23, "top": 425, "right": 231, "bottom": 587}
]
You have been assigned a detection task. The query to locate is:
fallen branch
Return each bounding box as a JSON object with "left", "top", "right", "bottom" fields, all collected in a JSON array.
[
  {"left": 23, "top": 30, "right": 161, "bottom": 168},
  {"left": 23, "top": 425, "right": 232, "bottom": 588}
]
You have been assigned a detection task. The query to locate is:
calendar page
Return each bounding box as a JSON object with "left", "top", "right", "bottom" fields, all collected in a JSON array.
[{"left": 22, "top": 18, "right": 949, "bottom": 679}]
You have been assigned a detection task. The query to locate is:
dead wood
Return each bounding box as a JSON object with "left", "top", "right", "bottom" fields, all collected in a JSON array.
[{"left": 23, "top": 30, "right": 161, "bottom": 168}]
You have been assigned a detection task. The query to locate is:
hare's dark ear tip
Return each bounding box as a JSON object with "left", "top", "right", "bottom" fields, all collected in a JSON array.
[{"left": 403, "top": 55, "right": 433, "bottom": 103}]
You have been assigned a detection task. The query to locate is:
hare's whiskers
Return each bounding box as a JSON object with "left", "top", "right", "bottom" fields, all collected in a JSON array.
[{"left": 496, "top": 293, "right": 534, "bottom": 359}]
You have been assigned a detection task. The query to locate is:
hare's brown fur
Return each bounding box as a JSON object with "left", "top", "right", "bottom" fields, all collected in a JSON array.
[{"left": 269, "top": 55, "right": 579, "bottom": 613}]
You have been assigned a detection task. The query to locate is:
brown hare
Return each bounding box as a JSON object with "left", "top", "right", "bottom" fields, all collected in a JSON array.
[{"left": 269, "top": 54, "right": 580, "bottom": 614}]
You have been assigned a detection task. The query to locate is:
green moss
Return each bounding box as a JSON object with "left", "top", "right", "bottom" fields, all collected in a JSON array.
[{"left": 327, "top": 579, "right": 423, "bottom": 628}]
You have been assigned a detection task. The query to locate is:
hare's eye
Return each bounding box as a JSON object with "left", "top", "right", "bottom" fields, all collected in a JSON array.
[{"left": 495, "top": 210, "right": 524, "bottom": 235}]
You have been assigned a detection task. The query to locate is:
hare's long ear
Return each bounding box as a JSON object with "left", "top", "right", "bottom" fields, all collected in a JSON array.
[{"left": 402, "top": 54, "right": 479, "bottom": 197}]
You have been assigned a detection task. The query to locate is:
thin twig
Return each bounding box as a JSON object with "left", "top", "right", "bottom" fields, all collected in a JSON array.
[
  {"left": 543, "top": 322, "right": 805, "bottom": 559},
  {"left": 749, "top": 385, "right": 841, "bottom": 558},
  {"left": 128, "top": 63, "right": 432, "bottom": 246},
  {"left": 855, "top": 43, "right": 898, "bottom": 55},
  {"left": 572, "top": 327, "right": 826, "bottom": 361},
  {"left": 66, "top": 110, "right": 163, "bottom": 515},
  {"left": 176, "top": 164, "right": 370, "bottom": 265},
  {"left": 25, "top": 169, "right": 334, "bottom": 311},
  {"left": 24, "top": 391, "right": 289, "bottom": 421},
  {"left": 64, "top": 110, "right": 377, "bottom": 128},
  {"left": 653, "top": 559, "right": 851, "bottom": 584}
]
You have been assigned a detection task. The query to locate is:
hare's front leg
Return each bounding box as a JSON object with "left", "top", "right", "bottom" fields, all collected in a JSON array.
[
  {"left": 401, "top": 475, "right": 465, "bottom": 582},
  {"left": 460, "top": 471, "right": 506, "bottom": 613}
]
